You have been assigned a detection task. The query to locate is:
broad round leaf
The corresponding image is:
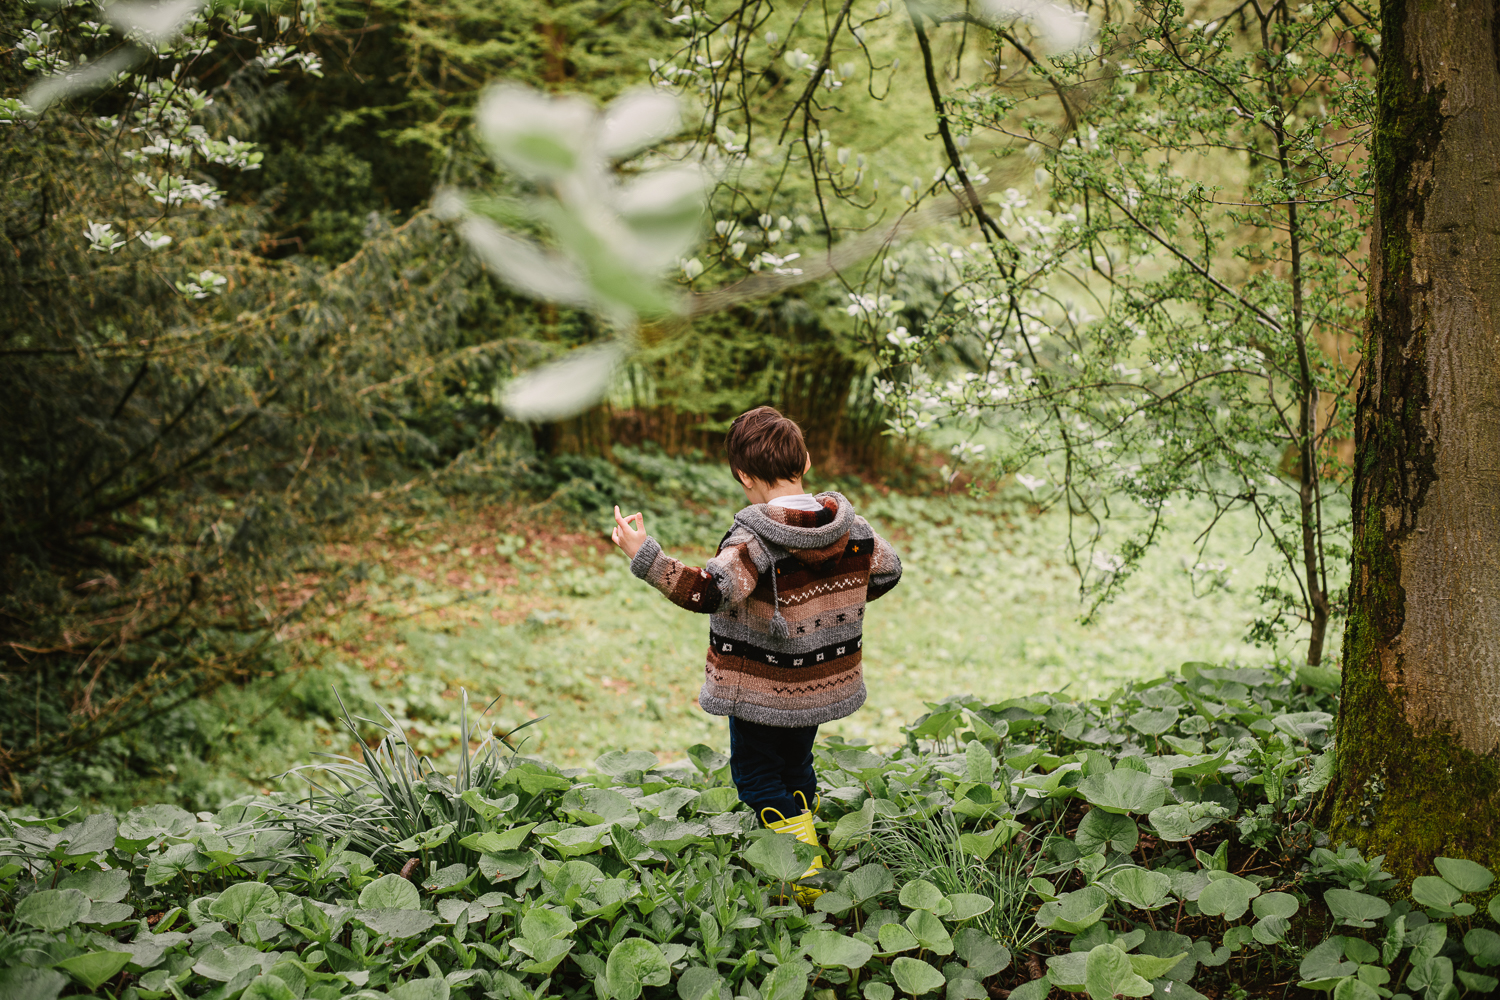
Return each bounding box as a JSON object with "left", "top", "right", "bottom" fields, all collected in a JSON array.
[
  {"left": 1128, "top": 707, "right": 1179, "bottom": 736},
  {"left": 241, "top": 975, "right": 299, "bottom": 1000},
  {"left": 803, "top": 930, "right": 874, "bottom": 970},
  {"left": 1035, "top": 885, "right": 1109, "bottom": 933},
  {"left": 1078, "top": 770, "right": 1169, "bottom": 814},
  {"left": 1324, "top": 888, "right": 1389, "bottom": 928},
  {"left": 387, "top": 979, "right": 451, "bottom": 1000},
  {"left": 945, "top": 893, "right": 994, "bottom": 921},
  {"left": 356, "top": 909, "right": 441, "bottom": 939},
  {"left": 1085, "top": 945, "right": 1153, "bottom": 999},
  {"left": 843, "top": 864, "right": 895, "bottom": 903},
  {"left": 599, "top": 89, "right": 681, "bottom": 159},
  {"left": 954, "top": 928, "right": 1011, "bottom": 977},
  {"left": 1076, "top": 809, "right": 1138, "bottom": 855},
  {"left": 863, "top": 985, "right": 894, "bottom": 1000},
  {"left": 54, "top": 952, "right": 131, "bottom": 991},
  {"left": 210, "top": 882, "right": 280, "bottom": 925},
  {"left": 678, "top": 967, "right": 723, "bottom": 1000},
  {"left": 1434, "top": 857, "right": 1494, "bottom": 893},
  {"left": 1331, "top": 977, "right": 1380, "bottom": 1000},
  {"left": 878, "top": 922, "right": 920, "bottom": 954},
  {"left": 1197, "top": 876, "right": 1258, "bottom": 921},
  {"left": 898, "top": 879, "right": 945, "bottom": 911},
  {"left": 476, "top": 84, "right": 592, "bottom": 180},
  {"left": 1253, "top": 915, "right": 1291, "bottom": 945},
  {"left": 1464, "top": 928, "right": 1500, "bottom": 968},
  {"left": 1411, "top": 875, "right": 1463, "bottom": 910},
  {"left": 16, "top": 888, "right": 91, "bottom": 932},
  {"left": 58, "top": 869, "right": 129, "bottom": 904},
  {"left": 1252, "top": 891, "right": 1300, "bottom": 920},
  {"left": 1108, "top": 867, "right": 1172, "bottom": 910},
  {"left": 606, "top": 938, "right": 671, "bottom": 1000},
  {"left": 905, "top": 909, "right": 954, "bottom": 955},
  {"left": 892, "top": 957, "right": 946, "bottom": 996},
  {"left": 1044, "top": 952, "right": 1090, "bottom": 990},
  {"left": 744, "top": 835, "right": 810, "bottom": 882},
  {"left": 0, "top": 967, "right": 67, "bottom": 1000},
  {"left": 359, "top": 874, "right": 421, "bottom": 911},
  {"left": 761, "top": 959, "right": 812, "bottom": 1000}
]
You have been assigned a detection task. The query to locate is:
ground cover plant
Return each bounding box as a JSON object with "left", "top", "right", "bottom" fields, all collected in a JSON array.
[{"left": 5, "top": 663, "right": 1497, "bottom": 1000}]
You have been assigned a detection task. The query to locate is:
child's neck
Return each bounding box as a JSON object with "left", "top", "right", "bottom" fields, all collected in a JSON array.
[{"left": 743, "top": 479, "right": 808, "bottom": 506}]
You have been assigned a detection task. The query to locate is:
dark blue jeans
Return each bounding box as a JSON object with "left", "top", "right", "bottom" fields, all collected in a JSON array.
[{"left": 728, "top": 716, "right": 818, "bottom": 821}]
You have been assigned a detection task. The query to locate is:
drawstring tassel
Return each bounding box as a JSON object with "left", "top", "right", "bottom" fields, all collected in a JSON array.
[{"left": 769, "top": 555, "right": 791, "bottom": 640}]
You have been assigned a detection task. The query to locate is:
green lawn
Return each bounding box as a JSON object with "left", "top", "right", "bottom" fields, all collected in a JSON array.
[{"left": 48, "top": 453, "right": 1318, "bottom": 812}]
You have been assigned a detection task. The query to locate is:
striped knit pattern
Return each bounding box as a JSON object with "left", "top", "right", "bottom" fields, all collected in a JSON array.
[{"left": 629, "top": 492, "right": 902, "bottom": 727}]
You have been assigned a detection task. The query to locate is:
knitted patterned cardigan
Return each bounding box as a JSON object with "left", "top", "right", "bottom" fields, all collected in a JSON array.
[{"left": 628, "top": 492, "right": 902, "bottom": 727}]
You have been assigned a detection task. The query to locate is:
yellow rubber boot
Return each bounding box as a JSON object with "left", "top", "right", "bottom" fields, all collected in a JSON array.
[{"left": 761, "top": 807, "right": 824, "bottom": 904}]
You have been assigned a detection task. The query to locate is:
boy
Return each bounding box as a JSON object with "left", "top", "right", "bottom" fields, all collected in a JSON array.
[{"left": 610, "top": 406, "right": 902, "bottom": 874}]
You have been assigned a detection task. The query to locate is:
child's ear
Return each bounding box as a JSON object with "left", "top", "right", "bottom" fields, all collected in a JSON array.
[{"left": 802, "top": 453, "right": 812, "bottom": 476}]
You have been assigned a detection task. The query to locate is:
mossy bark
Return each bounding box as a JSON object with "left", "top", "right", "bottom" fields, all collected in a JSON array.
[{"left": 1330, "top": 0, "right": 1500, "bottom": 876}]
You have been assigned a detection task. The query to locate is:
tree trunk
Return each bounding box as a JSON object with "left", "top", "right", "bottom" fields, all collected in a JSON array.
[{"left": 1330, "top": 0, "right": 1500, "bottom": 874}]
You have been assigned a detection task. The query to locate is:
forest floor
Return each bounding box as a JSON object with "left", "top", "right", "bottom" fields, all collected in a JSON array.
[{"left": 96, "top": 452, "right": 1307, "bottom": 814}]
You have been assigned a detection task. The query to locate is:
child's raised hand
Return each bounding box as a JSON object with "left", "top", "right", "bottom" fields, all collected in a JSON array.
[{"left": 612, "top": 505, "right": 647, "bottom": 558}]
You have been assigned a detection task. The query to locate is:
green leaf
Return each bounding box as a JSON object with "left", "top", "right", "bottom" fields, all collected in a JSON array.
[
  {"left": 1330, "top": 978, "right": 1379, "bottom": 1000},
  {"left": 679, "top": 967, "right": 724, "bottom": 1000},
  {"left": 1458, "top": 969, "right": 1500, "bottom": 994},
  {"left": 1146, "top": 804, "right": 1221, "bottom": 842},
  {"left": 1323, "top": 888, "right": 1389, "bottom": 928},
  {"left": 59, "top": 812, "right": 119, "bottom": 858},
  {"left": 210, "top": 881, "right": 281, "bottom": 925},
  {"left": 953, "top": 928, "right": 1010, "bottom": 977},
  {"left": 57, "top": 869, "right": 128, "bottom": 903},
  {"left": 1045, "top": 952, "right": 1090, "bottom": 990},
  {"left": 522, "top": 905, "right": 577, "bottom": 940},
  {"left": 945, "top": 894, "right": 994, "bottom": 922},
  {"left": 355, "top": 908, "right": 441, "bottom": 939},
  {"left": 459, "top": 789, "right": 519, "bottom": 822},
  {"left": 813, "top": 892, "right": 854, "bottom": 916},
  {"left": 241, "top": 975, "right": 299, "bottom": 1000},
  {"left": 1411, "top": 875, "right": 1463, "bottom": 910},
  {"left": 478, "top": 850, "right": 532, "bottom": 881},
  {"left": 55, "top": 951, "right": 131, "bottom": 991},
  {"left": 878, "top": 922, "right": 920, "bottom": 954},
  {"left": 0, "top": 967, "right": 67, "bottom": 1000},
  {"left": 829, "top": 800, "right": 874, "bottom": 849},
  {"left": 1252, "top": 915, "right": 1291, "bottom": 945},
  {"left": 1463, "top": 928, "right": 1500, "bottom": 968},
  {"left": 957, "top": 821, "right": 1021, "bottom": 861},
  {"left": 1086, "top": 945, "right": 1154, "bottom": 1000},
  {"left": 899, "top": 879, "right": 945, "bottom": 911},
  {"left": 595, "top": 750, "right": 659, "bottom": 777},
  {"left": 1006, "top": 977, "right": 1050, "bottom": 1000},
  {"left": 1108, "top": 867, "right": 1172, "bottom": 910},
  {"left": 542, "top": 822, "right": 614, "bottom": 857},
  {"left": 1078, "top": 769, "right": 1169, "bottom": 814},
  {"left": 1252, "top": 892, "right": 1299, "bottom": 920},
  {"left": 1036, "top": 886, "right": 1109, "bottom": 933},
  {"left": 1434, "top": 856, "right": 1493, "bottom": 893},
  {"left": 359, "top": 873, "right": 420, "bottom": 910},
  {"left": 606, "top": 938, "right": 671, "bottom": 1000},
  {"left": 744, "top": 834, "right": 811, "bottom": 882},
  {"left": 761, "top": 959, "right": 812, "bottom": 1000},
  {"left": 965, "top": 740, "right": 996, "bottom": 783},
  {"left": 15, "top": 888, "right": 91, "bottom": 931},
  {"left": 1490, "top": 895, "right": 1500, "bottom": 923},
  {"left": 843, "top": 864, "right": 895, "bottom": 903},
  {"left": 1298, "top": 938, "right": 1358, "bottom": 981},
  {"left": 864, "top": 983, "right": 895, "bottom": 1000},
  {"left": 803, "top": 930, "right": 874, "bottom": 970},
  {"left": 1076, "top": 810, "right": 1139, "bottom": 855},
  {"left": 1127, "top": 951, "right": 1186, "bottom": 981},
  {"left": 892, "top": 957, "right": 946, "bottom": 996},
  {"left": 459, "top": 825, "right": 535, "bottom": 853},
  {"left": 193, "top": 945, "right": 271, "bottom": 982},
  {"left": 1197, "top": 876, "right": 1260, "bottom": 921},
  {"left": 387, "top": 978, "right": 451, "bottom": 1000},
  {"left": 905, "top": 909, "right": 954, "bottom": 955},
  {"left": 1127, "top": 707, "right": 1179, "bottom": 736}
]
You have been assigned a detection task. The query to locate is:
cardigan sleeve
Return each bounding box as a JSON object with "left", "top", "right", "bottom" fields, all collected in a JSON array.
[
  {"left": 865, "top": 528, "right": 903, "bottom": 601},
  {"left": 629, "top": 535, "right": 762, "bottom": 614}
]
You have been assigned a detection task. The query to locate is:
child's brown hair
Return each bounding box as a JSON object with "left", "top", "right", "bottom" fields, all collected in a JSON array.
[{"left": 726, "top": 406, "right": 808, "bottom": 486}]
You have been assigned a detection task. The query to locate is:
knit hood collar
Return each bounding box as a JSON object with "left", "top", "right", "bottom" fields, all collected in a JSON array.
[{"left": 732, "top": 492, "right": 854, "bottom": 552}]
